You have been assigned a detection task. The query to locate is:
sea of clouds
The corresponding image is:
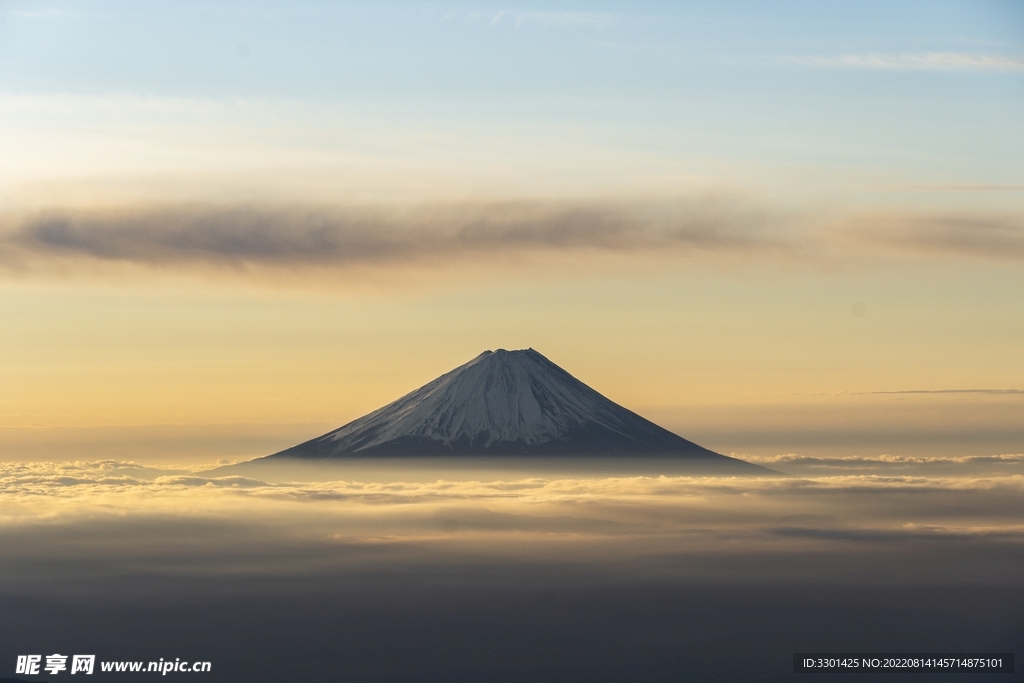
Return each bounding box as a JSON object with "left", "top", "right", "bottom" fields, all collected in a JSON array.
[
  {"left": 2, "top": 457, "right": 1022, "bottom": 682},
  {"left": 2, "top": 457, "right": 1023, "bottom": 588}
]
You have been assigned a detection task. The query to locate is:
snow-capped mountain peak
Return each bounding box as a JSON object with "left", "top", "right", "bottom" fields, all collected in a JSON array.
[{"left": 267, "top": 348, "right": 731, "bottom": 459}]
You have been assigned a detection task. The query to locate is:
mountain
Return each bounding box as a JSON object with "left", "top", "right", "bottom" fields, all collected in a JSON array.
[{"left": 261, "top": 348, "right": 764, "bottom": 471}]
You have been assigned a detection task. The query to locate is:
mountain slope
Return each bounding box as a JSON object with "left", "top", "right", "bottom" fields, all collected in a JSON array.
[{"left": 264, "top": 349, "right": 754, "bottom": 467}]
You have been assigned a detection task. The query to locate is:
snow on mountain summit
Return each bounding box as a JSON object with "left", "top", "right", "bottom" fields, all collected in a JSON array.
[
  {"left": 267, "top": 348, "right": 734, "bottom": 459},
  {"left": 339, "top": 348, "right": 599, "bottom": 449}
]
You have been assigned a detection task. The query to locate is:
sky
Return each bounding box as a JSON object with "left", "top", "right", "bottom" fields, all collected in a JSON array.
[{"left": 1, "top": 0, "right": 1022, "bottom": 463}]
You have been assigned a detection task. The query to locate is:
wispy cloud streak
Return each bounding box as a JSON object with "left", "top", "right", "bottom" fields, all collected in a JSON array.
[
  {"left": 846, "top": 213, "right": 1024, "bottom": 260},
  {"left": 864, "top": 389, "right": 1024, "bottom": 395},
  {"left": 486, "top": 10, "right": 615, "bottom": 28},
  {"left": 784, "top": 52, "right": 1024, "bottom": 72}
]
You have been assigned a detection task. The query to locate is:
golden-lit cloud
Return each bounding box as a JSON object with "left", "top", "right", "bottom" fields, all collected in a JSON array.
[
  {"left": 742, "top": 452, "right": 1024, "bottom": 477},
  {"left": 4, "top": 459, "right": 1024, "bottom": 522}
]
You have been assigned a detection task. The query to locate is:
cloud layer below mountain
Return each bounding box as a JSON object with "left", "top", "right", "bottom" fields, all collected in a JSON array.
[
  {"left": 2, "top": 459, "right": 1022, "bottom": 587},
  {"left": 3, "top": 459, "right": 1021, "bottom": 682}
]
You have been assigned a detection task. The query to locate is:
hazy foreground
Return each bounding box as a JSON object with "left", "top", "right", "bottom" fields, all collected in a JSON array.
[{"left": 2, "top": 454, "right": 1022, "bottom": 682}]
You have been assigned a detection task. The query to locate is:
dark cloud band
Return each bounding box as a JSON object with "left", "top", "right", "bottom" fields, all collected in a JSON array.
[
  {"left": 2, "top": 203, "right": 1021, "bottom": 279},
  {"left": 0, "top": 201, "right": 789, "bottom": 272}
]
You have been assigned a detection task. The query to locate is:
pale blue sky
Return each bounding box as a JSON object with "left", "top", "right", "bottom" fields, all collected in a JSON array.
[
  {"left": 2, "top": 1, "right": 1021, "bottom": 176},
  {"left": 2, "top": 1, "right": 1021, "bottom": 192}
]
